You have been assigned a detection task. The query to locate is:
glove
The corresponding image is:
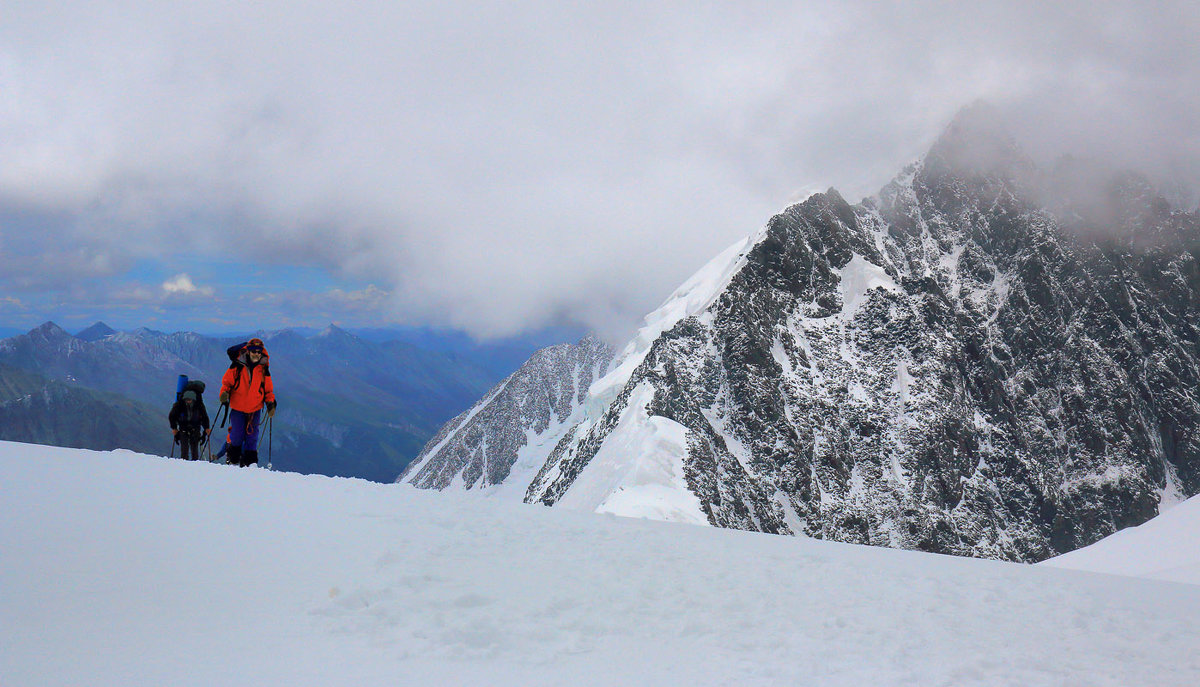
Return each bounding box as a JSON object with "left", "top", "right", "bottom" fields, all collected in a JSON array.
[
  {"left": 266, "top": 400, "right": 277, "bottom": 418},
  {"left": 219, "top": 392, "right": 229, "bottom": 405}
]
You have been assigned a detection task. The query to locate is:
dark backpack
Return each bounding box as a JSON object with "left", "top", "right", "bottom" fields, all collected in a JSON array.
[{"left": 175, "top": 378, "right": 207, "bottom": 402}]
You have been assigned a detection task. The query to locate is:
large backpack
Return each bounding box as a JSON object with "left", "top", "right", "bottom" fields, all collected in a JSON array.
[{"left": 175, "top": 375, "right": 207, "bottom": 403}]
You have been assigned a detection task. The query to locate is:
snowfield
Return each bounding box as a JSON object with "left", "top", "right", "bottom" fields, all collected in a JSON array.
[
  {"left": 2, "top": 441, "right": 1199, "bottom": 686},
  {"left": 1041, "top": 494, "right": 1200, "bottom": 584}
]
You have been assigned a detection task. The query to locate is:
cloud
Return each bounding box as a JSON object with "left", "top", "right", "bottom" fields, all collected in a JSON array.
[
  {"left": 161, "top": 274, "right": 214, "bottom": 297},
  {"left": 1, "top": 1, "right": 1197, "bottom": 339}
]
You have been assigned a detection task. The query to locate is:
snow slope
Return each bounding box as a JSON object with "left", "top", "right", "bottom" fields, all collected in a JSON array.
[
  {"left": 1042, "top": 496, "right": 1200, "bottom": 584},
  {"left": 3, "top": 440, "right": 1199, "bottom": 686}
]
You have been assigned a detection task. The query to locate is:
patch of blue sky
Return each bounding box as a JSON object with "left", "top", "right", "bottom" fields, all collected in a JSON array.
[{"left": 125, "top": 257, "right": 360, "bottom": 295}]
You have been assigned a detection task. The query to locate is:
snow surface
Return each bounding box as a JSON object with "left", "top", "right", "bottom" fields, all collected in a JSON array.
[
  {"left": 557, "top": 382, "right": 708, "bottom": 524},
  {"left": 3, "top": 440, "right": 1200, "bottom": 686},
  {"left": 1041, "top": 493, "right": 1200, "bottom": 585}
]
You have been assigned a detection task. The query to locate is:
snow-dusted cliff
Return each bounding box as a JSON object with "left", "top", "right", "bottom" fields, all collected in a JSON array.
[
  {"left": 401, "top": 335, "right": 614, "bottom": 497},
  {"left": 406, "top": 109, "right": 1200, "bottom": 562}
]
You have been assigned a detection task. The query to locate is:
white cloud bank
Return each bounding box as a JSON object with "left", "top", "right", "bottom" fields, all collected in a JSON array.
[{"left": 1, "top": 1, "right": 1197, "bottom": 338}]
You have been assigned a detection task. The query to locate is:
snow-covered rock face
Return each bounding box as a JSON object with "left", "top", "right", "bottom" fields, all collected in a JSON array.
[
  {"left": 400, "top": 335, "right": 615, "bottom": 496},
  {"left": 412, "top": 114, "right": 1200, "bottom": 563}
]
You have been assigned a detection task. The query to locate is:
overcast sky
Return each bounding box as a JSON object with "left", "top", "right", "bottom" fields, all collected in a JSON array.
[{"left": 1, "top": 1, "right": 1197, "bottom": 341}]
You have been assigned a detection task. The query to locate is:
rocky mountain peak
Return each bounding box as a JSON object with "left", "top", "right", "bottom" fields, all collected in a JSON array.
[
  {"left": 307, "top": 324, "right": 370, "bottom": 354},
  {"left": 129, "top": 327, "right": 167, "bottom": 340},
  {"left": 923, "top": 102, "right": 1031, "bottom": 180},
  {"left": 407, "top": 111, "right": 1200, "bottom": 564},
  {"left": 75, "top": 321, "right": 116, "bottom": 342},
  {"left": 312, "top": 323, "right": 363, "bottom": 345},
  {"left": 260, "top": 328, "right": 307, "bottom": 347},
  {"left": 29, "top": 321, "right": 73, "bottom": 343}
]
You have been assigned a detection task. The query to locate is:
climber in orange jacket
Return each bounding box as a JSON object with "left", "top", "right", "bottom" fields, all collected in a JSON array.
[{"left": 219, "top": 338, "right": 276, "bottom": 467}]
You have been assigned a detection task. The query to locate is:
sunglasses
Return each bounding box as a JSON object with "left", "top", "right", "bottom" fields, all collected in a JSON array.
[{"left": 246, "top": 346, "right": 264, "bottom": 354}]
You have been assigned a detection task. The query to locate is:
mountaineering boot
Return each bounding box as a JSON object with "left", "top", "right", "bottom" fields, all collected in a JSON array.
[
  {"left": 244, "top": 450, "right": 259, "bottom": 467},
  {"left": 227, "top": 445, "right": 243, "bottom": 467}
]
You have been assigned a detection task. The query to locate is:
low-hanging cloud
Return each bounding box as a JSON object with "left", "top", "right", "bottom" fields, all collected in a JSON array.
[{"left": 1, "top": 1, "right": 1197, "bottom": 340}]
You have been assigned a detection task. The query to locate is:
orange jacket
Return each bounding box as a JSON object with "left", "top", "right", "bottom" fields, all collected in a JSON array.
[{"left": 220, "top": 361, "right": 275, "bottom": 413}]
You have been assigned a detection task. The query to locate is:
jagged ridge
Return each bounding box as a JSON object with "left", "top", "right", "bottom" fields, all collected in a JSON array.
[
  {"left": 401, "top": 335, "right": 615, "bottom": 496},
  {"left": 409, "top": 109, "right": 1200, "bottom": 562}
]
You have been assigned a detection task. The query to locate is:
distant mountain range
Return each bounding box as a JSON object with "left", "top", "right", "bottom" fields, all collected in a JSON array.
[
  {"left": 0, "top": 322, "right": 575, "bottom": 481},
  {"left": 0, "top": 363, "right": 163, "bottom": 454}
]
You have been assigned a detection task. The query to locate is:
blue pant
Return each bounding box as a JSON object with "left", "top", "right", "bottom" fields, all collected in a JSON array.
[{"left": 229, "top": 409, "right": 262, "bottom": 452}]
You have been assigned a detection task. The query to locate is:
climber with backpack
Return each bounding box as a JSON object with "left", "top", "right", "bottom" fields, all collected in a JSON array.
[
  {"left": 169, "top": 382, "right": 211, "bottom": 461},
  {"left": 218, "top": 337, "right": 276, "bottom": 467}
]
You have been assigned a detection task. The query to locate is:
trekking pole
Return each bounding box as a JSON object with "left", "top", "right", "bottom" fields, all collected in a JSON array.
[
  {"left": 266, "top": 416, "right": 273, "bottom": 471},
  {"left": 169, "top": 434, "right": 176, "bottom": 459},
  {"left": 217, "top": 402, "right": 230, "bottom": 428}
]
